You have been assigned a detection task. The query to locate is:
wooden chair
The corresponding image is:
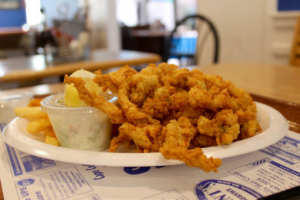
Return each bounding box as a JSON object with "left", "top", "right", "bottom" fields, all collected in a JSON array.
[{"left": 290, "top": 16, "right": 300, "bottom": 66}]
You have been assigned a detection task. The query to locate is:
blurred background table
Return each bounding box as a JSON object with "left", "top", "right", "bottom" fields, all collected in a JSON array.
[
  {"left": 201, "top": 63, "right": 300, "bottom": 133},
  {"left": 0, "top": 83, "right": 63, "bottom": 97},
  {"left": 0, "top": 49, "right": 160, "bottom": 84}
]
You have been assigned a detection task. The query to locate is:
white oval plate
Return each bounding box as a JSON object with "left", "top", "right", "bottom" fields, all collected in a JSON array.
[{"left": 2, "top": 102, "right": 288, "bottom": 167}]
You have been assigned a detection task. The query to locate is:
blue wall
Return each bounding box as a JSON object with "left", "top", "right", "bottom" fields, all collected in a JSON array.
[
  {"left": 0, "top": 0, "right": 26, "bottom": 28},
  {"left": 278, "top": 0, "right": 300, "bottom": 11}
]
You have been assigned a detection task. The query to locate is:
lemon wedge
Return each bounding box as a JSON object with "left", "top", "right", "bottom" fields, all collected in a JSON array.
[
  {"left": 64, "top": 69, "right": 102, "bottom": 107},
  {"left": 64, "top": 83, "right": 86, "bottom": 107}
]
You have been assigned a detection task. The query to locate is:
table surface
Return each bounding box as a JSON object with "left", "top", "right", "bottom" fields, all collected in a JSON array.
[
  {"left": 0, "top": 50, "right": 160, "bottom": 83},
  {"left": 131, "top": 30, "right": 170, "bottom": 37},
  {"left": 1, "top": 63, "right": 300, "bottom": 199},
  {"left": 0, "top": 83, "right": 63, "bottom": 97},
  {"left": 202, "top": 63, "right": 300, "bottom": 105},
  {"left": 0, "top": 28, "right": 25, "bottom": 35}
]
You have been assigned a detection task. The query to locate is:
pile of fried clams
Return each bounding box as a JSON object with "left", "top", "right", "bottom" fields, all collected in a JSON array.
[{"left": 65, "top": 63, "right": 261, "bottom": 172}]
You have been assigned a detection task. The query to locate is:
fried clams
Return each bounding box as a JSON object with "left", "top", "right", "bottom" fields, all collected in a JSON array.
[{"left": 64, "top": 63, "right": 260, "bottom": 172}]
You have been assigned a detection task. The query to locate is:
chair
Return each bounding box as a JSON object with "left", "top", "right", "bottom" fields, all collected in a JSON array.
[
  {"left": 165, "top": 14, "right": 220, "bottom": 65},
  {"left": 290, "top": 16, "right": 300, "bottom": 66}
]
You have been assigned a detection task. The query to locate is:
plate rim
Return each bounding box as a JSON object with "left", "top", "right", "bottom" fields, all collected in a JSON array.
[{"left": 2, "top": 102, "right": 288, "bottom": 167}]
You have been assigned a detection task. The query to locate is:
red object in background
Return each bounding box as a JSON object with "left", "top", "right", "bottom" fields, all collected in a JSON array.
[{"left": 51, "top": 27, "right": 73, "bottom": 43}]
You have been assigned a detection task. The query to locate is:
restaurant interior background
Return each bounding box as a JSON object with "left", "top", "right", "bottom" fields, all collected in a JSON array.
[
  {"left": 0, "top": 0, "right": 300, "bottom": 89},
  {"left": 1, "top": 1, "right": 300, "bottom": 199}
]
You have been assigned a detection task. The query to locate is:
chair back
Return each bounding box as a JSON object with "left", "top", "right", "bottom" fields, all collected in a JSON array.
[
  {"left": 290, "top": 16, "right": 300, "bottom": 66},
  {"left": 165, "top": 14, "right": 220, "bottom": 65}
]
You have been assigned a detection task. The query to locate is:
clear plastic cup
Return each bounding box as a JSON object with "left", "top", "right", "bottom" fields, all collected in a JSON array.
[
  {"left": 41, "top": 94, "right": 111, "bottom": 151},
  {"left": 0, "top": 93, "right": 32, "bottom": 124}
]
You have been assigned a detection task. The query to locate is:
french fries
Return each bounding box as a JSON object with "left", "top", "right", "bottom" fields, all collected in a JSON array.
[
  {"left": 45, "top": 135, "right": 60, "bottom": 146},
  {"left": 26, "top": 118, "right": 51, "bottom": 134},
  {"left": 43, "top": 128, "right": 56, "bottom": 137},
  {"left": 15, "top": 107, "right": 48, "bottom": 120},
  {"left": 14, "top": 99, "right": 60, "bottom": 146},
  {"left": 27, "top": 97, "right": 43, "bottom": 107}
]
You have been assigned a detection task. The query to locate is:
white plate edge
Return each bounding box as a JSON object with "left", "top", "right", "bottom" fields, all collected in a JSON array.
[{"left": 2, "top": 102, "right": 288, "bottom": 167}]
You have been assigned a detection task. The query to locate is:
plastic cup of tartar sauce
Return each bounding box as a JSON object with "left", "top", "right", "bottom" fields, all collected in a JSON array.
[{"left": 41, "top": 93, "right": 111, "bottom": 151}]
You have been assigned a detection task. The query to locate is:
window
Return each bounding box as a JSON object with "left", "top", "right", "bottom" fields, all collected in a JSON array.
[
  {"left": 25, "top": 0, "right": 42, "bottom": 26},
  {"left": 147, "top": 0, "right": 175, "bottom": 30},
  {"left": 116, "top": 0, "right": 138, "bottom": 26},
  {"left": 116, "top": 0, "right": 175, "bottom": 30}
]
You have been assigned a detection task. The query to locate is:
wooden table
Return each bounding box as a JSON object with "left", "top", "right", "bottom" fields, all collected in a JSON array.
[
  {"left": 1, "top": 63, "right": 300, "bottom": 199},
  {"left": 0, "top": 50, "right": 160, "bottom": 83},
  {"left": 0, "top": 83, "right": 63, "bottom": 97},
  {"left": 0, "top": 28, "right": 26, "bottom": 35},
  {"left": 201, "top": 63, "right": 300, "bottom": 132},
  {"left": 131, "top": 30, "right": 170, "bottom": 37}
]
